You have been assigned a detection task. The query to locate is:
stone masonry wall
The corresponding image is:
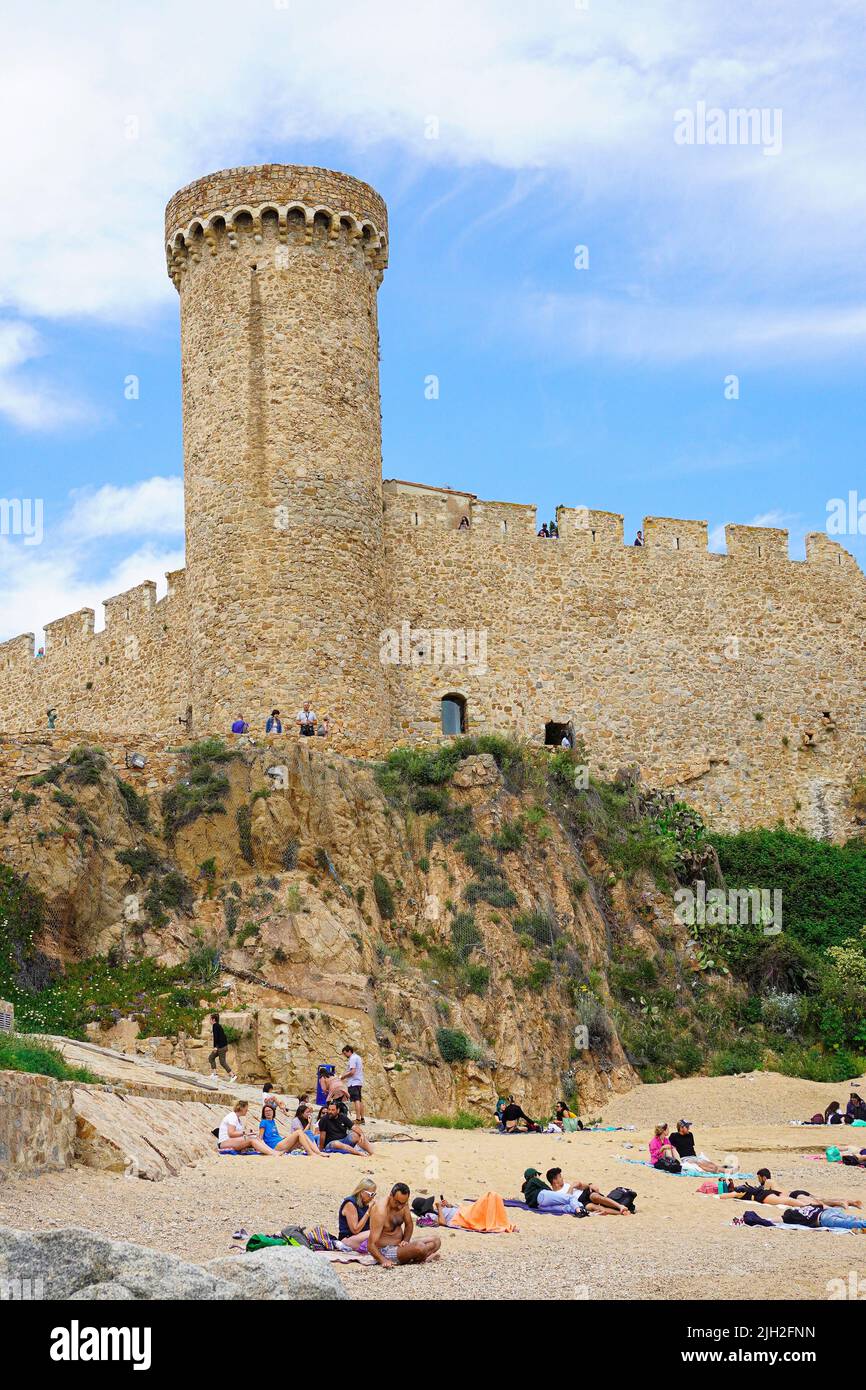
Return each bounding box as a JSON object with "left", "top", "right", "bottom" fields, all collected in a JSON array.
[
  {"left": 0, "top": 164, "right": 864, "bottom": 837},
  {"left": 381, "top": 483, "right": 866, "bottom": 837}
]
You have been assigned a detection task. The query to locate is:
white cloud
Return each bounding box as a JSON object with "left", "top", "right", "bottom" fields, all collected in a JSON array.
[
  {"left": 509, "top": 293, "right": 866, "bottom": 365},
  {"left": 65, "top": 477, "right": 184, "bottom": 540},
  {"left": 0, "top": 1, "right": 864, "bottom": 415},
  {"left": 0, "top": 477, "right": 185, "bottom": 644}
]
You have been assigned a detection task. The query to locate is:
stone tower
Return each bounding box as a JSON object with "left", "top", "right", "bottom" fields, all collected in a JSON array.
[{"left": 164, "top": 165, "right": 391, "bottom": 739}]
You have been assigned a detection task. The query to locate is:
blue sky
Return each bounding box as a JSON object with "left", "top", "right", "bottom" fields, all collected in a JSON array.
[{"left": 2, "top": 0, "right": 865, "bottom": 641}]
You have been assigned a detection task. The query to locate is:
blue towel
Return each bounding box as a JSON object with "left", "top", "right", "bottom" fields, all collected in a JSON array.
[
  {"left": 505, "top": 1195, "right": 572, "bottom": 1217},
  {"left": 617, "top": 1157, "right": 754, "bottom": 1179}
]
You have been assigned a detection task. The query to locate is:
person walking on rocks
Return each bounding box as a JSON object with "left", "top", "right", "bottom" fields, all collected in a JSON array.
[
  {"left": 341, "top": 1044, "right": 365, "bottom": 1124},
  {"left": 209, "top": 1012, "right": 237, "bottom": 1081}
]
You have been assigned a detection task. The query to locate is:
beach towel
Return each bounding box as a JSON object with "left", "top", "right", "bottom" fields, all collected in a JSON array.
[
  {"left": 503, "top": 1199, "right": 571, "bottom": 1216},
  {"left": 616, "top": 1157, "right": 754, "bottom": 1179},
  {"left": 450, "top": 1191, "right": 517, "bottom": 1233}
]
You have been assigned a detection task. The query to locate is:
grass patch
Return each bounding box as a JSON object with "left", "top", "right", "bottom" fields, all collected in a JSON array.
[
  {"left": 414, "top": 1110, "right": 485, "bottom": 1129},
  {"left": 0, "top": 1034, "right": 99, "bottom": 1083}
]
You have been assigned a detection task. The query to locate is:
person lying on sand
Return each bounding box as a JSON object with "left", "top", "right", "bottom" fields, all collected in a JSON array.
[
  {"left": 719, "top": 1169, "right": 862, "bottom": 1209},
  {"left": 736, "top": 1202, "right": 866, "bottom": 1232},
  {"left": 547, "top": 1168, "right": 632, "bottom": 1215},
  {"left": 367, "top": 1183, "right": 442, "bottom": 1267},
  {"left": 432, "top": 1193, "right": 518, "bottom": 1232}
]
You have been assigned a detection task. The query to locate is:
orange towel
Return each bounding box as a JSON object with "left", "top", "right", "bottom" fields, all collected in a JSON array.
[{"left": 450, "top": 1191, "right": 517, "bottom": 1233}]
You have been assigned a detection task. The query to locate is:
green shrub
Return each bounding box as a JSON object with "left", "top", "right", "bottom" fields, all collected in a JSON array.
[
  {"left": 492, "top": 819, "right": 525, "bottom": 852},
  {"left": 513, "top": 911, "right": 558, "bottom": 949},
  {"left": 436, "top": 1027, "right": 476, "bottom": 1063},
  {"left": 116, "top": 846, "right": 162, "bottom": 880},
  {"left": 709, "top": 1040, "right": 764, "bottom": 1076},
  {"left": 0, "top": 1034, "right": 98, "bottom": 1083},
  {"left": 463, "top": 963, "right": 490, "bottom": 995},
  {"left": 464, "top": 879, "right": 517, "bottom": 908},
  {"left": 373, "top": 873, "right": 395, "bottom": 919},
  {"left": 117, "top": 779, "right": 151, "bottom": 828},
  {"left": 66, "top": 745, "right": 107, "bottom": 786},
  {"left": 528, "top": 959, "right": 552, "bottom": 991},
  {"left": 236, "top": 805, "right": 254, "bottom": 864}
]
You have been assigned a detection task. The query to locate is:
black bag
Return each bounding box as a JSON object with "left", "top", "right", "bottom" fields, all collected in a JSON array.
[
  {"left": 211, "top": 1126, "right": 220, "bottom": 1138},
  {"left": 606, "top": 1186, "right": 637, "bottom": 1213},
  {"left": 280, "top": 1225, "right": 312, "bottom": 1248},
  {"left": 655, "top": 1156, "right": 682, "bottom": 1174},
  {"left": 412, "top": 1196, "right": 436, "bottom": 1216}
]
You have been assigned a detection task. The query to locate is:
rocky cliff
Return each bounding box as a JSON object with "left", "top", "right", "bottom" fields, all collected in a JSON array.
[{"left": 0, "top": 734, "right": 679, "bottom": 1118}]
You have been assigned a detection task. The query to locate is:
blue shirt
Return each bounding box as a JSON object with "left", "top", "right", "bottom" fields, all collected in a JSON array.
[
  {"left": 259, "top": 1116, "right": 282, "bottom": 1149},
  {"left": 266, "top": 717, "right": 282, "bottom": 733}
]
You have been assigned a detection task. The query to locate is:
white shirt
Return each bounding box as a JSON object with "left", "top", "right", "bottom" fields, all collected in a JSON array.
[
  {"left": 344, "top": 1052, "right": 364, "bottom": 1086},
  {"left": 297, "top": 709, "right": 316, "bottom": 725},
  {"left": 218, "top": 1111, "right": 242, "bottom": 1144}
]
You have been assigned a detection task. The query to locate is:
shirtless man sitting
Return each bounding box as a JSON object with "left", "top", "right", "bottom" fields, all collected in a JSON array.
[{"left": 367, "top": 1183, "right": 442, "bottom": 1267}]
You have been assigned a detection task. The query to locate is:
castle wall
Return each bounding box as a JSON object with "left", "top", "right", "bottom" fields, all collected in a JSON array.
[
  {"left": 381, "top": 485, "right": 866, "bottom": 836},
  {"left": 0, "top": 572, "right": 191, "bottom": 736}
]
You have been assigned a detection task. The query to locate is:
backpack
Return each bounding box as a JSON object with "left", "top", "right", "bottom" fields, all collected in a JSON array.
[
  {"left": 655, "top": 1155, "right": 682, "bottom": 1174},
  {"left": 412, "top": 1196, "right": 436, "bottom": 1217},
  {"left": 280, "top": 1225, "right": 312, "bottom": 1248},
  {"left": 606, "top": 1186, "right": 637, "bottom": 1212},
  {"left": 826, "top": 1146, "right": 842, "bottom": 1163}
]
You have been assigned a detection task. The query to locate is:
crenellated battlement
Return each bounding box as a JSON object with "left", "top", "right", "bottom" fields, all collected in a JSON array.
[
  {"left": 165, "top": 164, "right": 388, "bottom": 288},
  {"left": 382, "top": 481, "right": 861, "bottom": 573}
]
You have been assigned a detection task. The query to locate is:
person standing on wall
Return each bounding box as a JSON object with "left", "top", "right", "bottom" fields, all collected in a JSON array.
[
  {"left": 266, "top": 709, "right": 282, "bottom": 734},
  {"left": 341, "top": 1043, "right": 366, "bottom": 1124},
  {"left": 297, "top": 703, "right": 317, "bottom": 736},
  {"left": 209, "top": 1011, "right": 237, "bottom": 1082}
]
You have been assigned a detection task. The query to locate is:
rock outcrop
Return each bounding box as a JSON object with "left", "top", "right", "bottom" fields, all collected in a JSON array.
[{"left": 0, "top": 1226, "right": 347, "bottom": 1300}]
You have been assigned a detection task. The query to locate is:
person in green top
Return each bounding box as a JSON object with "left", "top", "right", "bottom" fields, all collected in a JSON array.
[{"left": 521, "top": 1167, "right": 551, "bottom": 1208}]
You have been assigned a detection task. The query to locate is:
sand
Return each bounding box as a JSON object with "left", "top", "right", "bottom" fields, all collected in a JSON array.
[{"left": 2, "top": 1071, "right": 865, "bottom": 1301}]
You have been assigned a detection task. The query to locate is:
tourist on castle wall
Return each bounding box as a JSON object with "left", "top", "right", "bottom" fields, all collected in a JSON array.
[
  {"left": 266, "top": 709, "right": 282, "bottom": 734},
  {"left": 297, "top": 703, "right": 317, "bottom": 736},
  {"left": 317, "top": 715, "right": 330, "bottom": 737},
  {"left": 230, "top": 714, "right": 248, "bottom": 734}
]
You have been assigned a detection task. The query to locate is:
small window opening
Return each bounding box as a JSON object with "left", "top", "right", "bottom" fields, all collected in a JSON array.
[
  {"left": 441, "top": 693, "right": 467, "bottom": 735},
  {"left": 544, "top": 720, "right": 575, "bottom": 747}
]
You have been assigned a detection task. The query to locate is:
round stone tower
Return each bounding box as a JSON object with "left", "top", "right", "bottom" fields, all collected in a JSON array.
[{"left": 165, "top": 165, "right": 391, "bottom": 741}]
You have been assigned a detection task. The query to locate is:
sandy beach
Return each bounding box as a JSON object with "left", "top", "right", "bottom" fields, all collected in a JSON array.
[{"left": 2, "top": 1071, "right": 864, "bottom": 1301}]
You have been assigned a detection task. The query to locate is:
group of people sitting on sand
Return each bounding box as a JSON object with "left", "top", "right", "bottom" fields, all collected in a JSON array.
[
  {"left": 216, "top": 1046, "right": 373, "bottom": 1158},
  {"left": 495, "top": 1095, "right": 586, "bottom": 1133},
  {"left": 805, "top": 1093, "right": 866, "bottom": 1125}
]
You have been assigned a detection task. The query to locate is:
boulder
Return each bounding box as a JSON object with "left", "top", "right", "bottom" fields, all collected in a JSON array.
[{"left": 0, "top": 1227, "right": 348, "bottom": 1300}]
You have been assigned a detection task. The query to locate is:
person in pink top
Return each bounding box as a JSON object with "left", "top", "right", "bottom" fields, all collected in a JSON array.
[{"left": 649, "top": 1123, "right": 678, "bottom": 1168}]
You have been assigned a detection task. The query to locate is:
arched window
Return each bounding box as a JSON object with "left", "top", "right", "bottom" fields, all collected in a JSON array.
[{"left": 441, "top": 693, "right": 467, "bottom": 735}]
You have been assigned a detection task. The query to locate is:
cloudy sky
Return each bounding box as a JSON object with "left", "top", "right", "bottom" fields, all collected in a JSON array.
[{"left": 1, "top": 0, "right": 865, "bottom": 641}]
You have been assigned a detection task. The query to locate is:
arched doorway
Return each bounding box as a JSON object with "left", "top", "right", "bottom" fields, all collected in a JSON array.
[{"left": 441, "top": 693, "right": 467, "bottom": 735}]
